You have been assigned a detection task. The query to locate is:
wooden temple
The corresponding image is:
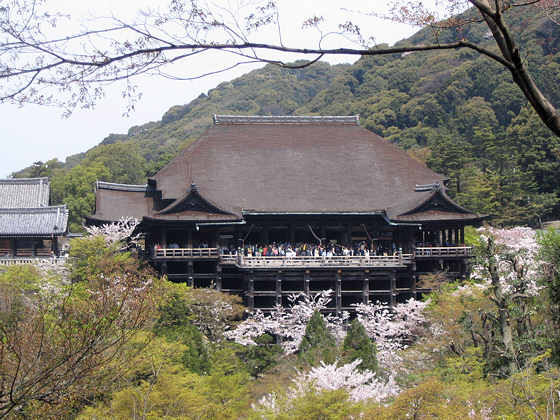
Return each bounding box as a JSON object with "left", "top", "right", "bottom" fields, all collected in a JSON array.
[
  {"left": 87, "top": 115, "right": 485, "bottom": 313},
  {"left": 0, "top": 177, "right": 68, "bottom": 262}
]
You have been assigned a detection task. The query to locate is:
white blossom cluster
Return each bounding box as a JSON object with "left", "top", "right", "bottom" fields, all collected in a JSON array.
[
  {"left": 227, "top": 290, "right": 429, "bottom": 370},
  {"left": 255, "top": 359, "right": 401, "bottom": 414},
  {"left": 472, "top": 226, "right": 542, "bottom": 298},
  {"left": 224, "top": 290, "right": 349, "bottom": 353},
  {"left": 84, "top": 217, "right": 140, "bottom": 249},
  {"left": 354, "top": 298, "right": 430, "bottom": 368}
]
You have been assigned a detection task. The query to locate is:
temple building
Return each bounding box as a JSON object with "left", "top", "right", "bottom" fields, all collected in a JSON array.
[
  {"left": 0, "top": 177, "right": 68, "bottom": 261},
  {"left": 87, "top": 115, "right": 485, "bottom": 313}
]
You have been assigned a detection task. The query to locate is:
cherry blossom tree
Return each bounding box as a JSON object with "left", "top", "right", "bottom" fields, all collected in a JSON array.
[
  {"left": 253, "top": 359, "right": 400, "bottom": 416},
  {"left": 225, "top": 290, "right": 349, "bottom": 354},
  {"left": 472, "top": 226, "right": 542, "bottom": 373},
  {"left": 0, "top": 216, "right": 165, "bottom": 417},
  {"left": 84, "top": 216, "right": 140, "bottom": 249},
  {"left": 354, "top": 298, "right": 431, "bottom": 369}
]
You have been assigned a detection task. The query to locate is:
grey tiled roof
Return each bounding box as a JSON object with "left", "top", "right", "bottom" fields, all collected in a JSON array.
[
  {"left": 0, "top": 178, "right": 50, "bottom": 208},
  {"left": 96, "top": 181, "right": 151, "bottom": 192},
  {"left": 0, "top": 206, "right": 68, "bottom": 236}
]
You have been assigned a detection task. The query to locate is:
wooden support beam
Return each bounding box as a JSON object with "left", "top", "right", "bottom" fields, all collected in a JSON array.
[
  {"left": 216, "top": 265, "right": 222, "bottom": 292},
  {"left": 276, "top": 270, "right": 282, "bottom": 306},
  {"left": 336, "top": 270, "right": 342, "bottom": 315},
  {"left": 389, "top": 271, "right": 396, "bottom": 307},
  {"left": 363, "top": 269, "right": 370, "bottom": 304}
]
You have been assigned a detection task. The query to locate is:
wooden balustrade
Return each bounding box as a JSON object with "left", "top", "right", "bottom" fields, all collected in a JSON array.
[
  {"left": 152, "top": 246, "right": 472, "bottom": 266},
  {"left": 154, "top": 247, "right": 219, "bottom": 258},
  {"left": 222, "top": 254, "right": 413, "bottom": 268},
  {"left": 0, "top": 257, "right": 66, "bottom": 266},
  {"left": 414, "top": 246, "right": 473, "bottom": 257}
]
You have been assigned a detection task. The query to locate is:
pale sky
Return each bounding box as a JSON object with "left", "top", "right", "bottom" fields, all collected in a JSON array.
[{"left": 0, "top": 0, "right": 444, "bottom": 177}]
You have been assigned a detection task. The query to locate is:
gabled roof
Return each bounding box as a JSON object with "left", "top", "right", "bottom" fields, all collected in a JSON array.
[
  {"left": 87, "top": 181, "right": 155, "bottom": 223},
  {"left": 151, "top": 115, "right": 448, "bottom": 217},
  {"left": 156, "top": 183, "right": 234, "bottom": 216},
  {"left": 0, "top": 178, "right": 50, "bottom": 208},
  {"left": 89, "top": 115, "right": 483, "bottom": 225},
  {"left": 0, "top": 206, "right": 68, "bottom": 237},
  {"left": 387, "top": 187, "right": 485, "bottom": 222}
]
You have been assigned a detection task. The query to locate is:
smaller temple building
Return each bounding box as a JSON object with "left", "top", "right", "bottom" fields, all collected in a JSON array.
[
  {"left": 0, "top": 178, "right": 68, "bottom": 262},
  {"left": 88, "top": 115, "right": 485, "bottom": 313}
]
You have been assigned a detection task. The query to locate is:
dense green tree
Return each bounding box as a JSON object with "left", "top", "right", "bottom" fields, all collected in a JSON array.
[
  {"left": 342, "top": 318, "right": 378, "bottom": 373},
  {"left": 298, "top": 310, "right": 338, "bottom": 367},
  {"left": 51, "top": 161, "right": 110, "bottom": 231},
  {"left": 237, "top": 334, "right": 283, "bottom": 377},
  {"left": 538, "top": 229, "right": 560, "bottom": 364},
  {"left": 426, "top": 134, "right": 473, "bottom": 197}
]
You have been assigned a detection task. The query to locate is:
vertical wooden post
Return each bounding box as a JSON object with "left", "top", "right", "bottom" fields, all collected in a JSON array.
[
  {"left": 264, "top": 223, "right": 270, "bottom": 246},
  {"left": 247, "top": 270, "right": 255, "bottom": 312},
  {"left": 215, "top": 264, "right": 222, "bottom": 292},
  {"left": 162, "top": 228, "right": 167, "bottom": 248},
  {"left": 363, "top": 270, "right": 370, "bottom": 304},
  {"left": 290, "top": 223, "right": 296, "bottom": 245},
  {"left": 389, "top": 271, "right": 396, "bottom": 307},
  {"left": 187, "top": 261, "right": 194, "bottom": 287},
  {"left": 336, "top": 270, "right": 342, "bottom": 315},
  {"left": 276, "top": 270, "right": 282, "bottom": 306},
  {"left": 304, "top": 270, "right": 310, "bottom": 295}
]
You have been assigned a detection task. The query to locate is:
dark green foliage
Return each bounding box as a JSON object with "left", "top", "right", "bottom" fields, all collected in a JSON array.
[
  {"left": 154, "top": 291, "right": 211, "bottom": 375},
  {"left": 342, "top": 318, "right": 378, "bottom": 372},
  {"left": 237, "top": 334, "right": 283, "bottom": 377},
  {"left": 298, "top": 310, "right": 338, "bottom": 367},
  {"left": 538, "top": 229, "right": 560, "bottom": 364}
]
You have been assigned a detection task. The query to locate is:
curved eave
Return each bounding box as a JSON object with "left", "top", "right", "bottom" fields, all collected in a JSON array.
[
  {"left": 0, "top": 232, "right": 67, "bottom": 238},
  {"left": 395, "top": 212, "right": 487, "bottom": 223},
  {"left": 242, "top": 211, "right": 386, "bottom": 216}
]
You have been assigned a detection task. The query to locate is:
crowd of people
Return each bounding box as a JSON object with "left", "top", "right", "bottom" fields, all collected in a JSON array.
[{"left": 220, "top": 240, "right": 400, "bottom": 258}]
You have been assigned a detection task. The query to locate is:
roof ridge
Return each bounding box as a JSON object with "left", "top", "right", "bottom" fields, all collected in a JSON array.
[
  {"left": 96, "top": 181, "right": 151, "bottom": 192},
  {"left": 213, "top": 114, "right": 360, "bottom": 126},
  {"left": 0, "top": 205, "right": 67, "bottom": 213},
  {"left": 0, "top": 177, "right": 49, "bottom": 184}
]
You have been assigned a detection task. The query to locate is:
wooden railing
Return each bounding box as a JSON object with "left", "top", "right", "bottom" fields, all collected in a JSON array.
[
  {"left": 414, "top": 246, "right": 473, "bottom": 257},
  {"left": 153, "top": 247, "right": 219, "bottom": 258},
  {"left": 223, "top": 254, "right": 413, "bottom": 268},
  {"left": 152, "top": 246, "right": 473, "bottom": 264},
  {"left": 0, "top": 257, "right": 66, "bottom": 266},
  {"left": 0, "top": 248, "right": 52, "bottom": 257}
]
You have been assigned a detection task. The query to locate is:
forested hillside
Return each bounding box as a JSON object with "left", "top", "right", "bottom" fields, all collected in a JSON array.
[{"left": 12, "top": 7, "right": 560, "bottom": 231}]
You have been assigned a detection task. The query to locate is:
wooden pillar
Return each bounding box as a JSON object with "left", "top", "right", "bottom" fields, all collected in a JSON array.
[
  {"left": 410, "top": 267, "right": 417, "bottom": 300},
  {"left": 336, "top": 270, "right": 342, "bottom": 315},
  {"left": 236, "top": 225, "right": 243, "bottom": 246},
  {"left": 53, "top": 236, "right": 59, "bottom": 255},
  {"left": 389, "top": 271, "right": 396, "bottom": 307},
  {"left": 460, "top": 227, "right": 465, "bottom": 245},
  {"left": 187, "top": 229, "right": 193, "bottom": 248},
  {"left": 264, "top": 223, "right": 270, "bottom": 246},
  {"left": 363, "top": 270, "right": 370, "bottom": 304},
  {"left": 304, "top": 270, "right": 310, "bottom": 295},
  {"left": 215, "top": 265, "right": 222, "bottom": 292},
  {"left": 161, "top": 228, "right": 167, "bottom": 248},
  {"left": 346, "top": 223, "right": 352, "bottom": 248},
  {"left": 276, "top": 270, "right": 282, "bottom": 306},
  {"left": 187, "top": 261, "right": 194, "bottom": 288},
  {"left": 248, "top": 270, "right": 255, "bottom": 311},
  {"left": 290, "top": 223, "right": 296, "bottom": 245}
]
